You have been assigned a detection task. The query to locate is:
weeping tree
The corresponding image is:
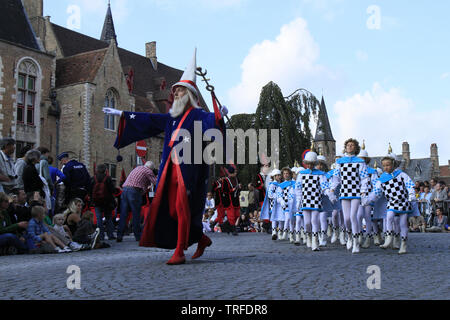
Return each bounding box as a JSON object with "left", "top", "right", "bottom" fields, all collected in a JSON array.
[
  {"left": 222, "top": 82, "right": 319, "bottom": 187},
  {"left": 255, "top": 82, "right": 319, "bottom": 170}
]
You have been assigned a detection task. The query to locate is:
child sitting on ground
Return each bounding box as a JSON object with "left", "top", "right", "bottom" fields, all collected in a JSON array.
[
  {"left": 49, "top": 214, "right": 84, "bottom": 251},
  {"left": 72, "top": 212, "right": 102, "bottom": 249},
  {"left": 27, "top": 206, "right": 72, "bottom": 253}
]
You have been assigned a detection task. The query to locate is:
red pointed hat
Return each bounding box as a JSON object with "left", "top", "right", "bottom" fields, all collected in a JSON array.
[{"left": 172, "top": 48, "right": 199, "bottom": 98}]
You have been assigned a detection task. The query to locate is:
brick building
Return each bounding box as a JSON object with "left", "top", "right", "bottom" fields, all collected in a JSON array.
[{"left": 0, "top": 0, "right": 208, "bottom": 182}]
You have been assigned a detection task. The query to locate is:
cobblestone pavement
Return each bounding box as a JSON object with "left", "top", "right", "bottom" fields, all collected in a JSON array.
[{"left": 0, "top": 232, "right": 448, "bottom": 300}]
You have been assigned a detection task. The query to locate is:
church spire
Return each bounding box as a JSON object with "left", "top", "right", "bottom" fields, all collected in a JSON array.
[
  {"left": 100, "top": 1, "right": 117, "bottom": 45},
  {"left": 314, "top": 96, "right": 335, "bottom": 142}
]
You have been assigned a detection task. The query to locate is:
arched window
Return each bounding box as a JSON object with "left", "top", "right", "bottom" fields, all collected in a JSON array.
[
  {"left": 104, "top": 89, "right": 118, "bottom": 130},
  {"left": 17, "top": 60, "right": 38, "bottom": 125}
]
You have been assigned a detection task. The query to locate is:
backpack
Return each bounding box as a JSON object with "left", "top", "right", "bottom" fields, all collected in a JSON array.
[{"left": 92, "top": 175, "right": 108, "bottom": 206}]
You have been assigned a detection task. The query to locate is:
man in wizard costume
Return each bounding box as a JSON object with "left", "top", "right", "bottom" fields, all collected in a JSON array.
[{"left": 103, "top": 49, "right": 227, "bottom": 265}]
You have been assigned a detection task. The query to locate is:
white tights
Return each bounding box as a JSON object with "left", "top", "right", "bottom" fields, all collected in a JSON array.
[
  {"left": 272, "top": 220, "right": 284, "bottom": 231},
  {"left": 357, "top": 206, "right": 373, "bottom": 235},
  {"left": 320, "top": 211, "right": 328, "bottom": 233},
  {"left": 385, "top": 212, "right": 408, "bottom": 238},
  {"left": 331, "top": 209, "right": 340, "bottom": 229},
  {"left": 303, "top": 210, "right": 320, "bottom": 233},
  {"left": 295, "top": 215, "right": 304, "bottom": 232},
  {"left": 341, "top": 199, "right": 361, "bottom": 235}
]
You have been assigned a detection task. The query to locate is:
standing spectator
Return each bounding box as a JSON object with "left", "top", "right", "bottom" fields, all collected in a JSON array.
[
  {"left": 14, "top": 145, "right": 32, "bottom": 191},
  {"left": 0, "top": 192, "right": 28, "bottom": 254},
  {"left": 430, "top": 178, "right": 438, "bottom": 192},
  {"left": 22, "top": 150, "right": 44, "bottom": 198},
  {"left": 0, "top": 138, "right": 18, "bottom": 194},
  {"left": 431, "top": 183, "right": 448, "bottom": 212},
  {"left": 36, "top": 147, "right": 54, "bottom": 194},
  {"left": 426, "top": 208, "right": 448, "bottom": 232},
  {"left": 90, "top": 164, "right": 116, "bottom": 241},
  {"left": 58, "top": 153, "right": 91, "bottom": 204},
  {"left": 116, "top": 162, "right": 157, "bottom": 242},
  {"left": 247, "top": 183, "right": 260, "bottom": 218}
]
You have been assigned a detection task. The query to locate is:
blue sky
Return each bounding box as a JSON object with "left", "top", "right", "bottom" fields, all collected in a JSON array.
[{"left": 44, "top": 0, "right": 450, "bottom": 165}]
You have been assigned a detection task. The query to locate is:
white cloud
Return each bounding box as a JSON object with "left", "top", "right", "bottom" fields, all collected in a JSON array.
[
  {"left": 332, "top": 83, "right": 450, "bottom": 164},
  {"left": 228, "top": 17, "right": 335, "bottom": 115},
  {"left": 356, "top": 50, "right": 368, "bottom": 62}
]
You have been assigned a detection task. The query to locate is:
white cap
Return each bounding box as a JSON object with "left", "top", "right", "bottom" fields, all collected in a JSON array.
[
  {"left": 317, "top": 155, "right": 327, "bottom": 163},
  {"left": 172, "top": 48, "right": 199, "bottom": 98},
  {"left": 358, "top": 150, "right": 369, "bottom": 158},
  {"left": 385, "top": 153, "right": 397, "bottom": 160},
  {"left": 304, "top": 151, "right": 318, "bottom": 163},
  {"left": 271, "top": 169, "right": 282, "bottom": 176}
]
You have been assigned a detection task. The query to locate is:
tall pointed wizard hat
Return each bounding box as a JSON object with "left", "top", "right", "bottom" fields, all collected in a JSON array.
[{"left": 172, "top": 48, "right": 199, "bottom": 98}]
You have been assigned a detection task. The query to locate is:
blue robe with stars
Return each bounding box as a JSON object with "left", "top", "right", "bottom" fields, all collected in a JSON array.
[{"left": 114, "top": 107, "right": 222, "bottom": 250}]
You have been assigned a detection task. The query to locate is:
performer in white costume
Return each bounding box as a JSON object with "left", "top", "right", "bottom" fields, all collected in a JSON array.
[
  {"left": 330, "top": 139, "right": 369, "bottom": 254},
  {"left": 356, "top": 143, "right": 380, "bottom": 249},
  {"left": 363, "top": 147, "right": 419, "bottom": 254},
  {"left": 277, "top": 168, "right": 295, "bottom": 241},
  {"left": 296, "top": 151, "right": 336, "bottom": 251}
]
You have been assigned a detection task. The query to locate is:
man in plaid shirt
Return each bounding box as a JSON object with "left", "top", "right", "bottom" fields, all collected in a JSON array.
[{"left": 117, "top": 162, "right": 157, "bottom": 242}]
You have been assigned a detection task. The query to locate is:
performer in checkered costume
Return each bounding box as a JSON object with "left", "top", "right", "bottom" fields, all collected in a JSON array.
[
  {"left": 316, "top": 155, "right": 333, "bottom": 247},
  {"left": 276, "top": 168, "right": 295, "bottom": 242},
  {"left": 330, "top": 139, "right": 369, "bottom": 254},
  {"left": 363, "top": 151, "right": 418, "bottom": 254},
  {"left": 296, "top": 151, "right": 336, "bottom": 252},
  {"left": 356, "top": 145, "right": 381, "bottom": 249},
  {"left": 260, "top": 169, "right": 282, "bottom": 240}
]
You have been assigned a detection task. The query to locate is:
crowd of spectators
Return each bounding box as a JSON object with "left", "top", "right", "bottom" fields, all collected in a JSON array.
[
  {"left": 0, "top": 137, "right": 142, "bottom": 256},
  {"left": 411, "top": 178, "right": 450, "bottom": 232}
]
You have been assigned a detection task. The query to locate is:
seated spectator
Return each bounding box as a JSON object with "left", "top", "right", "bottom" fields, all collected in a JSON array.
[
  {"left": 237, "top": 214, "right": 251, "bottom": 232},
  {"left": 409, "top": 215, "right": 425, "bottom": 233},
  {"left": 426, "top": 208, "right": 448, "bottom": 233},
  {"left": 7, "top": 188, "right": 31, "bottom": 223},
  {"left": 0, "top": 192, "right": 28, "bottom": 254},
  {"left": 63, "top": 198, "right": 84, "bottom": 237},
  {"left": 27, "top": 205, "right": 72, "bottom": 253},
  {"left": 72, "top": 211, "right": 101, "bottom": 249},
  {"left": 46, "top": 214, "right": 84, "bottom": 251},
  {"left": 202, "top": 211, "right": 212, "bottom": 233}
]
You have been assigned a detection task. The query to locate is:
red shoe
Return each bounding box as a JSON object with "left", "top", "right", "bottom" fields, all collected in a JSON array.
[
  {"left": 191, "top": 235, "right": 212, "bottom": 260},
  {"left": 166, "top": 253, "right": 186, "bottom": 265}
]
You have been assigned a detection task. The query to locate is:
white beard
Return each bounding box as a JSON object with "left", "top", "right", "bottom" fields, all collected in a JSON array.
[{"left": 169, "top": 93, "right": 189, "bottom": 118}]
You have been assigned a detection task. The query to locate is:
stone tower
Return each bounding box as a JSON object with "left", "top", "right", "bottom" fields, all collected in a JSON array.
[
  {"left": 21, "top": 0, "right": 45, "bottom": 46},
  {"left": 100, "top": 1, "right": 117, "bottom": 45},
  {"left": 430, "top": 143, "right": 440, "bottom": 178},
  {"left": 314, "top": 96, "right": 336, "bottom": 169},
  {"left": 402, "top": 141, "right": 411, "bottom": 168}
]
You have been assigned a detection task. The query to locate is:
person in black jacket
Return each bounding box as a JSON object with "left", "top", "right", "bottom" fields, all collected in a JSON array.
[
  {"left": 90, "top": 164, "right": 116, "bottom": 241},
  {"left": 22, "top": 150, "right": 44, "bottom": 199}
]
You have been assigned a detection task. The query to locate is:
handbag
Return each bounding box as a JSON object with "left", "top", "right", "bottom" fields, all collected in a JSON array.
[{"left": 39, "top": 161, "right": 52, "bottom": 211}]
